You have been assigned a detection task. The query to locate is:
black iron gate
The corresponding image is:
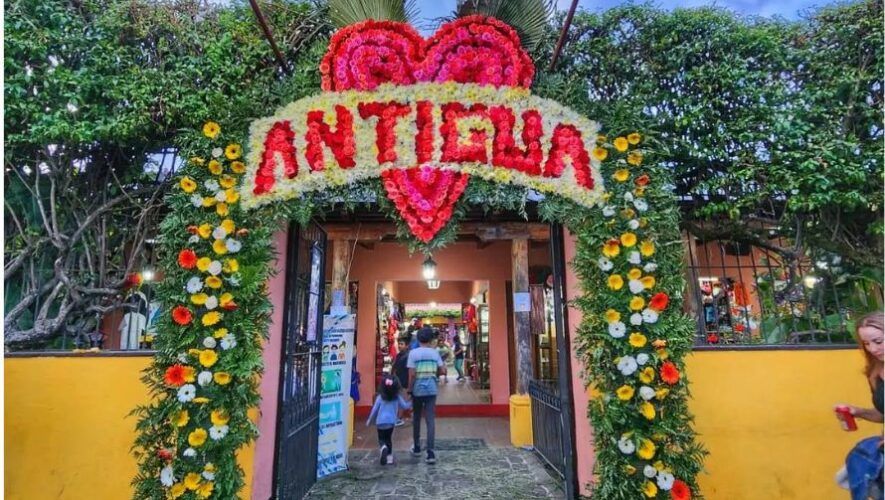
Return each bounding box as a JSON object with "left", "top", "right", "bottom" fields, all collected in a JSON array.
[
  {"left": 272, "top": 221, "right": 327, "bottom": 500},
  {"left": 529, "top": 223, "right": 578, "bottom": 499}
]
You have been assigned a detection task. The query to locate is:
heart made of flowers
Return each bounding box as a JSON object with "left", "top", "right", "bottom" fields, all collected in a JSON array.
[{"left": 320, "top": 16, "right": 535, "bottom": 242}]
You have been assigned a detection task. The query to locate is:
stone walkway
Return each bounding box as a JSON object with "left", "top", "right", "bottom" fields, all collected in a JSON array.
[{"left": 306, "top": 444, "right": 564, "bottom": 499}]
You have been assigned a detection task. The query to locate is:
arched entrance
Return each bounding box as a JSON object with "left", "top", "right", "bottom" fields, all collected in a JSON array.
[{"left": 133, "top": 15, "right": 704, "bottom": 500}]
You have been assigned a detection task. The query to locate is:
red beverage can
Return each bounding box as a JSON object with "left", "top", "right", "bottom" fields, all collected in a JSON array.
[{"left": 835, "top": 405, "right": 858, "bottom": 431}]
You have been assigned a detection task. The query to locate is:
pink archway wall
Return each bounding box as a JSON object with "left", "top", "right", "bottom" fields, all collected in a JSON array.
[{"left": 250, "top": 229, "right": 595, "bottom": 498}]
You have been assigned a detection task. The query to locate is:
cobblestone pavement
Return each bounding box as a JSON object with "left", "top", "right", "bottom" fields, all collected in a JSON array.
[{"left": 306, "top": 445, "right": 565, "bottom": 499}]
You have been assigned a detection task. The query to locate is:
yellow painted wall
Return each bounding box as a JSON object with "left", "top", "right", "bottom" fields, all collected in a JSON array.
[
  {"left": 5, "top": 349, "right": 879, "bottom": 500},
  {"left": 4, "top": 356, "right": 254, "bottom": 500},
  {"left": 687, "top": 349, "right": 879, "bottom": 500}
]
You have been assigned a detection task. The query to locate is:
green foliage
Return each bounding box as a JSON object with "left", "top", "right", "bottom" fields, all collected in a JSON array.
[
  {"left": 328, "top": 0, "right": 418, "bottom": 26},
  {"left": 457, "top": 0, "right": 555, "bottom": 49}
]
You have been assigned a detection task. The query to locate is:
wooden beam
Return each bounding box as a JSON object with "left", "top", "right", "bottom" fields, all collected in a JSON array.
[
  {"left": 331, "top": 240, "right": 352, "bottom": 311},
  {"left": 324, "top": 222, "right": 551, "bottom": 241},
  {"left": 511, "top": 238, "right": 532, "bottom": 394}
]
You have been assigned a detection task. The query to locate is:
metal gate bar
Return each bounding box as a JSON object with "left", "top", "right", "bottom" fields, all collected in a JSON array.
[{"left": 528, "top": 379, "right": 566, "bottom": 478}]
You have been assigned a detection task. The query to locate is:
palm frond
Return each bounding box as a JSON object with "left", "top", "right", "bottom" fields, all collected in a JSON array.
[
  {"left": 456, "top": 0, "right": 555, "bottom": 49},
  {"left": 328, "top": 0, "right": 418, "bottom": 27}
]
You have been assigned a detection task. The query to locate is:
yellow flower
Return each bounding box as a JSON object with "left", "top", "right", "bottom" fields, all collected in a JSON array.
[
  {"left": 627, "top": 268, "right": 642, "bottom": 280},
  {"left": 641, "top": 276, "right": 656, "bottom": 289},
  {"left": 225, "top": 144, "right": 242, "bottom": 160},
  {"left": 656, "top": 388, "right": 670, "bottom": 400},
  {"left": 627, "top": 132, "right": 642, "bottom": 145},
  {"left": 199, "top": 349, "right": 218, "bottom": 367},
  {"left": 172, "top": 409, "right": 189, "bottom": 427},
  {"left": 190, "top": 293, "right": 208, "bottom": 306},
  {"left": 202, "top": 312, "right": 221, "bottom": 327},
  {"left": 592, "top": 147, "right": 608, "bottom": 161},
  {"left": 627, "top": 151, "right": 643, "bottom": 166},
  {"left": 629, "top": 332, "right": 648, "bottom": 348},
  {"left": 607, "top": 274, "right": 624, "bottom": 291},
  {"left": 621, "top": 208, "right": 636, "bottom": 220},
  {"left": 193, "top": 397, "right": 210, "bottom": 404},
  {"left": 197, "top": 481, "right": 214, "bottom": 499},
  {"left": 634, "top": 186, "right": 646, "bottom": 197},
  {"left": 653, "top": 460, "right": 666, "bottom": 471},
  {"left": 196, "top": 257, "right": 212, "bottom": 272},
  {"left": 203, "top": 121, "right": 221, "bottom": 139},
  {"left": 639, "top": 217, "right": 649, "bottom": 228},
  {"left": 204, "top": 463, "right": 216, "bottom": 473},
  {"left": 637, "top": 438, "right": 656, "bottom": 460},
  {"left": 620, "top": 232, "right": 637, "bottom": 247},
  {"left": 214, "top": 372, "right": 232, "bottom": 385},
  {"left": 597, "top": 134, "right": 608, "bottom": 142},
  {"left": 642, "top": 480, "right": 658, "bottom": 497},
  {"left": 208, "top": 160, "right": 223, "bottom": 176},
  {"left": 182, "top": 366, "right": 196, "bottom": 383},
  {"left": 220, "top": 219, "right": 235, "bottom": 234},
  {"left": 198, "top": 224, "right": 212, "bottom": 239},
  {"left": 212, "top": 239, "right": 228, "bottom": 255},
  {"left": 640, "top": 240, "right": 655, "bottom": 257},
  {"left": 613, "top": 169, "right": 630, "bottom": 182},
  {"left": 180, "top": 177, "right": 197, "bottom": 193},
  {"left": 170, "top": 483, "right": 186, "bottom": 498},
  {"left": 629, "top": 296, "right": 645, "bottom": 311},
  {"left": 602, "top": 241, "right": 620, "bottom": 258},
  {"left": 223, "top": 259, "right": 239, "bottom": 274},
  {"left": 231, "top": 161, "right": 246, "bottom": 174},
  {"left": 224, "top": 189, "right": 239, "bottom": 204},
  {"left": 202, "top": 197, "right": 217, "bottom": 207},
  {"left": 613, "top": 137, "right": 629, "bottom": 152},
  {"left": 219, "top": 175, "right": 236, "bottom": 189},
  {"left": 219, "top": 293, "right": 234, "bottom": 308},
  {"left": 205, "top": 276, "right": 223, "bottom": 289},
  {"left": 213, "top": 328, "right": 228, "bottom": 339},
  {"left": 639, "top": 367, "right": 655, "bottom": 384},
  {"left": 616, "top": 385, "right": 635, "bottom": 400},
  {"left": 188, "top": 429, "right": 208, "bottom": 448},
  {"left": 625, "top": 465, "right": 637, "bottom": 475},
  {"left": 216, "top": 202, "right": 229, "bottom": 217},
  {"left": 639, "top": 401, "right": 656, "bottom": 420},
  {"left": 605, "top": 309, "right": 621, "bottom": 323},
  {"left": 189, "top": 156, "right": 205, "bottom": 166},
  {"left": 188, "top": 348, "right": 202, "bottom": 357},
  {"left": 211, "top": 409, "right": 230, "bottom": 426}
]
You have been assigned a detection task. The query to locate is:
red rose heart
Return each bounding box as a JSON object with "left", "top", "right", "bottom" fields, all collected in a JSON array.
[{"left": 321, "top": 16, "right": 535, "bottom": 242}]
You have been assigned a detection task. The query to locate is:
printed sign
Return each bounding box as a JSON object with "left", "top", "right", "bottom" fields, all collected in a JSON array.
[
  {"left": 513, "top": 291, "right": 531, "bottom": 313},
  {"left": 316, "top": 314, "right": 355, "bottom": 479}
]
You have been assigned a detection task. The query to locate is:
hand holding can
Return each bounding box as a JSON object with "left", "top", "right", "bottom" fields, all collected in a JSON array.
[{"left": 835, "top": 405, "right": 858, "bottom": 431}]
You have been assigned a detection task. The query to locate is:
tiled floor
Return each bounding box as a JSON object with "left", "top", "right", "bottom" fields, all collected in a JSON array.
[
  {"left": 435, "top": 373, "right": 491, "bottom": 405},
  {"left": 353, "top": 416, "right": 511, "bottom": 450}
]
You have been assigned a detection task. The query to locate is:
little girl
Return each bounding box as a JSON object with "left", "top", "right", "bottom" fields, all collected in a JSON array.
[{"left": 366, "top": 374, "right": 411, "bottom": 465}]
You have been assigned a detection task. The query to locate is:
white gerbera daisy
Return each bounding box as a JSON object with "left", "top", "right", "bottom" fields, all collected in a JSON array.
[
  {"left": 186, "top": 277, "right": 204, "bottom": 294},
  {"left": 608, "top": 321, "right": 626, "bottom": 338},
  {"left": 204, "top": 179, "right": 219, "bottom": 191},
  {"left": 630, "top": 313, "right": 643, "bottom": 326},
  {"left": 183, "top": 448, "right": 197, "bottom": 458},
  {"left": 177, "top": 353, "right": 189, "bottom": 363},
  {"left": 634, "top": 199, "right": 649, "bottom": 212},
  {"left": 208, "top": 261, "right": 223, "bottom": 276},
  {"left": 188, "top": 235, "right": 201, "bottom": 244},
  {"left": 211, "top": 147, "right": 223, "bottom": 158},
  {"left": 637, "top": 353, "right": 650, "bottom": 365},
  {"left": 209, "top": 425, "right": 229, "bottom": 440},
  {"left": 628, "top": 251, "right": 642, "bottom": 264},
  {"left": 177, "top": 384, "right": 196, "bottom": 403},
  {"left": 624, "top": 192, "right": 634, "bottom": 202},
  {"left": 657, "top": 472, "right": 675, "bottom": 490},
  {"left": 617, "top": 436, "right": 635, "bottom": 454},
  {"left": 597, "top": 257, "right": 614, "bottom": 272},
  {"left": 602, "top": 206, "right": 616, "bottom": 217},
  {"left": 220, "top": 334, "right": 237, "bottom": 350},
  {"left": 203, "top": 337, "right": 217, "bottom": 349},
  {"left": 214, "top": 190, "right": 227, "bottom": 202},
  {"left": 617, "top": 356, "right": 638, "bottom": 376},
  {"left": 639, "top": 386, "right": 656, "bottom": 401},
  {"left": 202, "top": 471, "right": 215, "bottom": 481},
  {"left": 197, "top": 370, "right": 213, "bottom": 386},
  {"left": 628, "top": 219, "right": 640, "bottom": 230},
  {"left": 629, "top": 279, "right": 645, "bottom": 294},
  {"left": 190, "top": 194, "right": 204, "bottom": 208},
  {"left": 160, "top": 465, "right": 175, "bottom": 486},
  {"left": 643, "top": 262, "right": 658, "bottom": 273},
  {"left": 642, "top": 309, "right": 659, "bottom": 324},
  {"left": 212, "top": 226, "right": 228, "bottom": 240},
  {"left": 204, "top": 296, "right": 218, "bottom": 310},
  {"left": 228, "top": 275, "right": 241, "bottom": 287},
  {"left": 643, "top": 465, "right": 657, "bottom": 478},
  {"left": 226, "top": 239, "right": 242, "bottom": 253}
]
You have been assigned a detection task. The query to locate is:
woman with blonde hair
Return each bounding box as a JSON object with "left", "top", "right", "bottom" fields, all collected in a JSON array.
[{"left": 834, "top": 311, "right": 884, "bottom": 499}]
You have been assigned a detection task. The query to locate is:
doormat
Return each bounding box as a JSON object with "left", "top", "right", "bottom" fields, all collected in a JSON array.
[{"left": 422, "top": 438, "right": 488, "bottom": 450}]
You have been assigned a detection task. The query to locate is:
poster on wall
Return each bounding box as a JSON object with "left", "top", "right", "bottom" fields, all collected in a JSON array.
[{"left": 316, "top": 314, "right": 355, "bottom": 479}]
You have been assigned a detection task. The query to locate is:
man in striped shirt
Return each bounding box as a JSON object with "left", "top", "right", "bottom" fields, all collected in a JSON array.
[{"left": 407, "top": 327, "right": 445, "bottom": 464}]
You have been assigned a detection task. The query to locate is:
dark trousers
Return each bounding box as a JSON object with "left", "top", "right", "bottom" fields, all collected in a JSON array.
[
  {"left": 412, "top": 395, "right": 437, "bottom": 451},
  {"left": 377, "top": 426, "right": 393, "bottom": 450}
]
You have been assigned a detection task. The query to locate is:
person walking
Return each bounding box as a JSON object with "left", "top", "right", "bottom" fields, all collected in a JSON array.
[
  {"left": 366, "top": 374, "right": 411, "bottom": 466},
  {"left": 407, "top": 327, "right": 445, "bottom": 464},
  {"left": 452, "top": 334, "right": 465, "bottom": 381},
  {"left": 392, "top": 336, "right": 411, "bottom": 426}
]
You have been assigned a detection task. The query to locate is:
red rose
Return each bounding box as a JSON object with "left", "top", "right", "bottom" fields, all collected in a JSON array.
[
  {"left": 706, "top": 333, "right": 719, "bottom": 344},
  {"left": 635, "top": 174, "right": 650, "bottom": 186},
  {"left": 178, "top": 249, "right": 197, "bottom": 269},
  {"left": 670, "top": 480, "right": 691, "bottom": 500},
  {"left": 649, "top": 292, "right": 670, "bottom": 312},
  {"left": 123, "top": 273, "right": 142, "bottom": 289},
  {"left": 222, "top": 300, "right": 238, "bottom": 312},
  {"left": 171, "top": 305, "right": 193, "bottom": 326},
  {"left": 157, "top": 448, "right": 174, "bottom": 461},
  {"left": 660, "top": 361, "right": 681, "bottom": 385},
  {"left": 164, "top": 364, "right": 187, "bottom": 387}
]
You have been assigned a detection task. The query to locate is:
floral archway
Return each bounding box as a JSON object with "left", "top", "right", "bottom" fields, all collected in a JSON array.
[{"left": 133, "top": 16, "right": 704, "bottom": 500}]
